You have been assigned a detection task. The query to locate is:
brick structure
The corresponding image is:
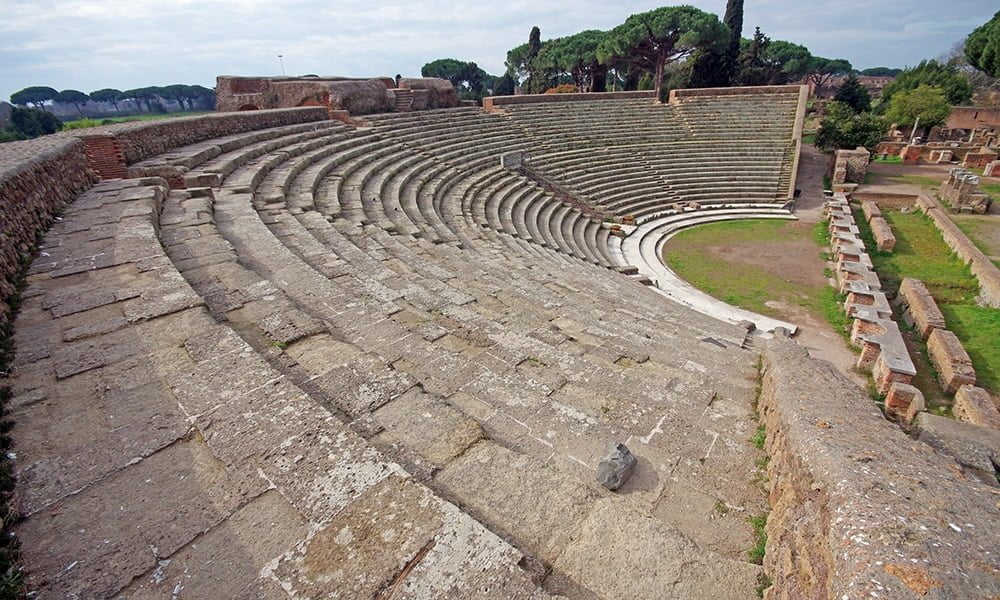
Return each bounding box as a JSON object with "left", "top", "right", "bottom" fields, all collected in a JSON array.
[
  {"left": 884, "top": 382, "right": 925, "bottom": 423},
  {"left": 897, "top": 278, "right": 946, "bottom": 339},
  {"left": 215, "top": 75, "right": 459, "bottom": 116},
  {"left": 899, "top": 144, "right": 922, "bottom": 165},
  {"left": 961, "top": 147, "right": 999, "bottom": 170},
  {"left": 953, "top": 385, "right": 1000, "bottom": 429},
  {"left": 927, "top": 328, "right": 977, "bottom": 394},
  {"left": 868, "top": 216, "right": 895, "bottom": 252},
  {"left": 946, "top": 106, "right": 1000, "bottom": 130}
]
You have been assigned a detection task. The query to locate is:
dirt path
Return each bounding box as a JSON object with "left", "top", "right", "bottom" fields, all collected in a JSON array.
[{"left": 789, "top": 144, "right": 868, "bottom": 387}]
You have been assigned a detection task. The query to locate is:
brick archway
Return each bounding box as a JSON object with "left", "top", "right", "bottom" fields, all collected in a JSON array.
[{"left": 237, "top": 104, "right": 260, "bottom": 111}]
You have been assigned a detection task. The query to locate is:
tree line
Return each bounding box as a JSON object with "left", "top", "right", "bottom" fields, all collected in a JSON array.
[{"left": 9, "top": 84, "right": 215, "bottom": 114}]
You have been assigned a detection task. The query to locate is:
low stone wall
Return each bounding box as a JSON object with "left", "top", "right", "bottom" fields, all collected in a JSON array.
[
  {"left": 760, "top": 337, "right": 1000, "bottom": 598},
  {"left": 70, "top": 107, "right": 329, "bottom": 175},
  {"left": 927, "top": 328, "right": 976, "bottom": 394},
  {"left": 861, "top": 199, "right": 881, "bottom": 221},
  {"left": 0, "top": 137, "right": 95, "bottom": 321},
  {"left": 482, "top": 91, "right": 655, "bottom": 111},
  {"left": 898, "top": 278, "right": 946, "bottom": 339},
  {"left": 916, "top": 194, "right": 1000, "bottom": 308},
  {"left": 830, "top": 147, "right": 870, "bottom": 185},
  {"left": 668, "top": 84, "right": 804, "bottom": 99},
  {"left": 398, "top": 78, "right": 460, "bottom": 110}
]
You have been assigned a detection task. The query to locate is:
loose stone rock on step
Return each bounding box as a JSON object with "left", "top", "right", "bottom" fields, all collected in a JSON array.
[{"left": 596, "top": 442, "right": 637, "bottom": 491}]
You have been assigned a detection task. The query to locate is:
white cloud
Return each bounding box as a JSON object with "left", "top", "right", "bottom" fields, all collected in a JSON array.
[{"left": 0, "top": 0, "right": 996, "bottom": 100}]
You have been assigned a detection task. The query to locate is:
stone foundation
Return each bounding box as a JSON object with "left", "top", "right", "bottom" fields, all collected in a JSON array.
[
  {"left": 917, "top": 194, "right": 1000, "bottom": 308},
  {"left": 884, "top": 382, "right": 925, "bottom": 423},
  {"left": 926, "top": 328, "right": 976, "bottom": 394}
]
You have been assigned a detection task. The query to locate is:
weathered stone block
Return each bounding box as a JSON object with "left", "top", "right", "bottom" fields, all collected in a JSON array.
[
  {"left": 953, "top": 385, "right": 1000, "bottom": 430},
  {"left": 869, "top": 216, "right": 896, "bottom": 252},
  {"left": 915, "top": 412, "right": 1000, "bottom": 487},
  {"left": 898, "top": 277, "right": 946, "bottom": 339},
  {"left": 885, "top": 382, "right": 924, "bottom": 423},
  {"left": 926, "top": 329, "right": 976, "bottom": 394},
  {"left": 861, "top": 199, "right": 881, "bottom": 222}
]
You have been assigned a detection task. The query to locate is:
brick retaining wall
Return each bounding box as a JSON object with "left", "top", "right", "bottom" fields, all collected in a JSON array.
[{"left": 0, "top": 138, "right": 96, "bottom": 320}]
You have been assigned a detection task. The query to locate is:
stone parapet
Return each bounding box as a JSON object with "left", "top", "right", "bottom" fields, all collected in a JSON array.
[
  {"left": 760, "top": 338, "right": 1000, "bottom": 598},
  {"left": 68, "top": 107, "right": 329, "bottom": 173},
  {"left": 927, "top": 328, "right": 976, "bottom": 394},
  {"left": 953, "top": 385, "right": 1000, "bottom": 429},
  {"left": 898, "top": 278, "right": 946, "bottom": 339},
  {"left": 482, "top": 91, "right": 655, "bottom": 112},
  {"left": 0, "top": 137, "right": 96, "bottom": 319},
  {"left": 861, "top": 199, "right": 881, "bottom": 221}
]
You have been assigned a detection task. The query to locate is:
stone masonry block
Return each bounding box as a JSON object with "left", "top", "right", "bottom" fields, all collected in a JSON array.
[
  {"left": 953, "top": 385, "right": 1000, "bottom": 430},
  {"left": 927, "top": 329, "right": 976, "bottom": 395}
]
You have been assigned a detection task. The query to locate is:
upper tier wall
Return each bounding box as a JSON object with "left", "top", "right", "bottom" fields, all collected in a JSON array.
[
  {"left": 69, "top": 107, "right": 329, "bottom": 170},
  {"left": 482, "top": 91, "right": 655, "bottom": 111},
  {"left": 0, "top": 137, "right": 96, "bottom": 319}
]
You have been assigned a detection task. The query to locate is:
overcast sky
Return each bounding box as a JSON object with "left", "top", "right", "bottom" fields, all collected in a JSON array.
[{"left": 1, "top": 0, "right": 996, "bottom": 101}]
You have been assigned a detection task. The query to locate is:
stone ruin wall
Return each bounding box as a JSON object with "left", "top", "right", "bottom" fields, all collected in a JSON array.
[
  {"left": 898, "top": 277, "right": 946, "bottom": 339},
  {"left": 482, "top": 90, "right": 655, "bottom": 112},
  {"left": 760, "top": 337, "right": 1000, "bottom": 599},
  {"left": 830, "top": 147, "right": 870, "bottom": 185},
  {"left": 926, "top": 328, "right": 977, "bottom": 395},
  {"left": 938, "top": 168, "right": 991, "bottom": 214},
  {"left": 215, "top": 76, "right": 459, "bottom": 116},
  {"left": 0, "top": 138, "right": 96, "bottom": 322},
  {"left": 916, "top": 194, "right": 1000, "bottom": 308}
]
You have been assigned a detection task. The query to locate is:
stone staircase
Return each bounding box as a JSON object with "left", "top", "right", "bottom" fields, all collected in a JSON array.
[{"left": 393, "top": 88, "right": 414, "bottom": 112}]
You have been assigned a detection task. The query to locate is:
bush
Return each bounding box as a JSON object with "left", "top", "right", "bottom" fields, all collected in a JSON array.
[
  {"left": 816, "top": 101, "right": 885, "bottom": 154},
  {"left": 61, "top": 118, "right": 104, "bottom": 130},
  {"left": 8, "top": 107, "right": 62, "bottom": 138}
]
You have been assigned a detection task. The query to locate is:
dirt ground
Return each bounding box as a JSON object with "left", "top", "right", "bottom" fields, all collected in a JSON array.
[
  {"left": 708, "top": 230, "right": 829, "bottom": 289},
  {"left": 786, "top": 144, "right": 868, "bottom": 387}
]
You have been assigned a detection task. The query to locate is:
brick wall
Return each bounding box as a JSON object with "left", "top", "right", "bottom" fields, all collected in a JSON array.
[
  {"left": 0, "top": 137, "right": 96, "bottom": 321},
  {"left": 946, "top": 106, "right": 1000, "bottom": 130}
]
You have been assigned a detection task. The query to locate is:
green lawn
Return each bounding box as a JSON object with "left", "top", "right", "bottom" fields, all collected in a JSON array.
[
  {"left": 886, "top": 174, "right": 943, "bottom": 189},
  {"left": 61, "top": 111, "right": 213, "bottom": 130},
  {"left": 855, "top": 205, "right": 999, "bottom": 397},
  {"left": 874, "top": 155, "right": 902, "bottom": 164},
  {"left": 664, "top": 220, "right": 846, "bottom": 334}
]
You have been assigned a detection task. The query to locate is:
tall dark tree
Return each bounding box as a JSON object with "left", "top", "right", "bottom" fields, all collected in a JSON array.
[
  {"left": 688, "top": 0, "right": 743, "bottom": 87},
  {"left": 9, "top": 106, "right": 62, "bottom": 137},
  {"left": 834, "top": 74, "right": 871, "bottom": 112},
  {"left": 525, "top": 26, "right": 547, "bottom": 94},
  {"left": 860, "top": 67, "right": 902, "bottom": 77},
  {"left": 90, "top": 88, "right": 123, "bottom": 111},
  {"left": 55, "top": 89, "right": 89, "bottom": 114},
  {"left": 597, "top": 6, "right": 727, "bottom": 101},
  {"left": 10, "top": 86, "right": 59, "bottom": 108},
  {"left": 494, "top": 72, "right": 516, "bottom": 96},
  {"left": 537, "top": 30, "right": 608, "bottom": 92},
  {"left": 803, "top": 57, "right": 853, "bottom": 94},
  {"left": 965, "top": 10, "right": 1000, "bottom": 78}
]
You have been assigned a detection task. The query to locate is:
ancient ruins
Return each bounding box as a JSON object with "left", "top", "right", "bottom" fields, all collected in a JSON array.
[{"left": 1, "top": 78, "right": 999, "bottom": 600}]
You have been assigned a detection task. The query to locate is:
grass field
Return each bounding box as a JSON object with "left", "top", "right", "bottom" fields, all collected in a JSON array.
[
  {"left": 663, "top": 220, "right": 851, "bottom": 336},
  {"left": 61, "top": 111, "right": 213, "bottom": 130},
  {"left": 855, "top": 206, "right": 999, "bottom": 399},
  {"left": 885, "top": 174, "right": 944, "bottom": 189}
]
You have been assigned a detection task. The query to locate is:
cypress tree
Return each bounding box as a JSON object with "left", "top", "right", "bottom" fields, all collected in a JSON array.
[{"left": 688, "top": 0, "right": 743, "bottom": 87}]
